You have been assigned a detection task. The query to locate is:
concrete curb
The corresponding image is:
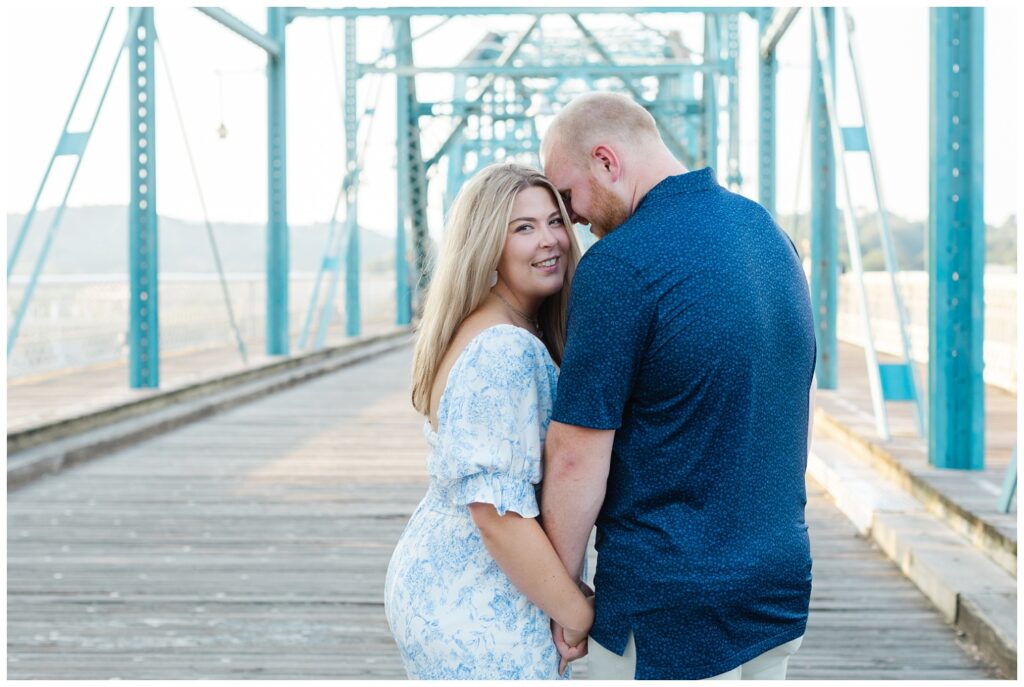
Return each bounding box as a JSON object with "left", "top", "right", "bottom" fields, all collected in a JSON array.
[
  {"left": 815, "top": 409, "right": 1017, "bottom": 577},
  {"left": 809, "top": 439, "right": 1017, "bottom": 678},
  {"left": 7, "top": 329, "right": 414, "bottom": 490}
]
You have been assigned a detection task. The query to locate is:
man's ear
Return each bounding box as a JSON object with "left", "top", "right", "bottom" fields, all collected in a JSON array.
[{"left": 590, "top": 144, "right": 622, "bottom": 183}]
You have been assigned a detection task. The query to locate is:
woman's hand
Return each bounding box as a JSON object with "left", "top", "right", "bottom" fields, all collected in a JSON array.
[{"left": 553, "top": 619, "right": 588, "bottom": 675}]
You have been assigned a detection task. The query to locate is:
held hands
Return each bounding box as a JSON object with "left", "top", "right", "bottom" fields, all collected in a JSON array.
[
  {"left": 552, "top": 619, "right": 588, "bottom": 676},
  {"left": 553, "top": 580, "right": 596, "bottom": 674}
]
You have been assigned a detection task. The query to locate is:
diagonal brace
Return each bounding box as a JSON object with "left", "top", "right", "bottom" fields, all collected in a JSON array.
[
  {"left": 570, "top": 14, "right": 693, "bottom": 164},
  {"left": 424, "top": 17, "right": 541, "bottom": 170}
]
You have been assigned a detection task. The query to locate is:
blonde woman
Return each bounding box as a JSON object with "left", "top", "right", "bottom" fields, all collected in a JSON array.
[{"left": 384, "top": 163, "right": 592, "bottom": 679}]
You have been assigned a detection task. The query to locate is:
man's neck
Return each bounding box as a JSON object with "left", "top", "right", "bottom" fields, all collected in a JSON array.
[{"left": 629, "top": 152, "right": 689, "bottom": 214}]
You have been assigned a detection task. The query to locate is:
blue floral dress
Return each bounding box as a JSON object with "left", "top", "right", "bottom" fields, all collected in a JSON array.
[{"left": 384, "top": 324, "right": 566, "bottom": 679}]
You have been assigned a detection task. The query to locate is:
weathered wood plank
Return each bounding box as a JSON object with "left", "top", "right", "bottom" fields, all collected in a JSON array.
[{"left": 7, "top": 346, "right": 997, "bottom": 679}]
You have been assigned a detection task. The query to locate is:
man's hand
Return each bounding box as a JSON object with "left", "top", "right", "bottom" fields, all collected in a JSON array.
[{"left": 552, "top": 619, "right": 589, "bottom": 675}]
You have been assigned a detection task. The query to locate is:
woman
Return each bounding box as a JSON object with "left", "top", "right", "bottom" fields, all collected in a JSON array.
[{"left": 384, "top": 163, "right": 591, "bottom": 679}]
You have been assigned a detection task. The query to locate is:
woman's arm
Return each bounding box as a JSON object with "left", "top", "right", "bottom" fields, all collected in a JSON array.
[{"left": 469, "top": 502, "right": 594, "bottom": 642}]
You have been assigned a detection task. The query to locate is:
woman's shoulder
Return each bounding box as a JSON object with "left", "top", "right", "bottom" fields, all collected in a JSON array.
[
  {"left": 454, "top": 308, "right": 546, "bottom": 357},
  {"left": 453, "top": 324, "right": 543, "bottom": 376}
]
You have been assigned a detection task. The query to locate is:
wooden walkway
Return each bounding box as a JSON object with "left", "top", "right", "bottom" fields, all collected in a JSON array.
[{"left": 6, "top": 345, "right": 996, "bottom": 679}]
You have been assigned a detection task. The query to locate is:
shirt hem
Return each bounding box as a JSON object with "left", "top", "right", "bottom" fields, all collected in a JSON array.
[{"left": 635, "top": 621, "right": 808, "bottom": 680}]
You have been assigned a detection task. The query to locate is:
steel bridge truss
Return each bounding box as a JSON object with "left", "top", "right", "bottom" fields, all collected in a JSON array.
[{"left": 8, "top": 6, "right": 990, "bottom": 473}]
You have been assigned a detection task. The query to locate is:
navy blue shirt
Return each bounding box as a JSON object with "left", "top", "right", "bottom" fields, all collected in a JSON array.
[{"left": 552, "top": 168, "right": 815, "bottom": 679}]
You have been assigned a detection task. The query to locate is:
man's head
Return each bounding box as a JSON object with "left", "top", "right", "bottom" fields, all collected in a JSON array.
[{"left": 541, "top": 92, "right": 666, "bottom": 238}]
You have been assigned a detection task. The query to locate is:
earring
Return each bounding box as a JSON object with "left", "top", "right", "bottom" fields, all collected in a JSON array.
[{"left": 489, "top": 270, "right": 498, "bottom": 288}]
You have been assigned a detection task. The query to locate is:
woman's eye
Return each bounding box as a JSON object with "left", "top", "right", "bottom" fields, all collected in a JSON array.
[
  {"left": 550, "top": 217, "right": 564, "bottom": 226},
  {"left": 515, "top": 224, "right": 532, "bottom": 233}
]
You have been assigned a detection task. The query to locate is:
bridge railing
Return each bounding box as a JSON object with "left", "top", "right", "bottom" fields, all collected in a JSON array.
[
  {"left": 6, "top": 271, "right": 398, "bottom": 379},
  {"left": 837, "top": 270, "right": 1017, "bottom": 393}
]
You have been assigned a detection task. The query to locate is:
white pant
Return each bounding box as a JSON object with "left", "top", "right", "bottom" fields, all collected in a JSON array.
[{"left": 586, "top": 632, "right": 803, "bottom": 680}]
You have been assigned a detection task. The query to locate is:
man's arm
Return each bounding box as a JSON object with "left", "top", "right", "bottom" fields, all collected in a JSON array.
[{"left": 541, "top": 421, "right": 615, "bottom": 580}]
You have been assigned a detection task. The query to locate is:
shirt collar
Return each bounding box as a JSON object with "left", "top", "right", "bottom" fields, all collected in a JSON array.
[{"left": 636, "top": 167, "right": 718, "bottom": 212}]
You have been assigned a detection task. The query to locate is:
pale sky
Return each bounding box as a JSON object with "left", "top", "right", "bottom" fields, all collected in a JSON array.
[{"left": 4, "top": 3, "right": 1020, "bottom": 239}]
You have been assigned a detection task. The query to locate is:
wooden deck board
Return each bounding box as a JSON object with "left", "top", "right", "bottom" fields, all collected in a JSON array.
[{"left": 7, "top": 345, "right": 997, "bottom": 679}]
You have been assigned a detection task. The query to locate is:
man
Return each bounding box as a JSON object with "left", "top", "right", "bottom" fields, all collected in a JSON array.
[{"left": 539, "top": 92, "right": 816, "bottom": 680}]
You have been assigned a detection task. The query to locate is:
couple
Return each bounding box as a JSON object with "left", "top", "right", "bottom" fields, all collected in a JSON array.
[{"left": 384, "top": 92, "right": 816, "bottom": 680}]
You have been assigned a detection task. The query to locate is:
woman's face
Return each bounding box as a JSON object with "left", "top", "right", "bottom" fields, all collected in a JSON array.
[{"left": 496, "top": 185, "right": 571, "bottom": 304}]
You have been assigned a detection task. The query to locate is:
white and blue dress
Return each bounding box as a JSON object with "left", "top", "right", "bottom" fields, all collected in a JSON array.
[{"left": 384, "top": 325, "right": 565, "bottom": 679}]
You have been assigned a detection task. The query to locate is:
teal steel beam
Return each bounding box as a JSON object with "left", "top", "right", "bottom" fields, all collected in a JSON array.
[
  {"left": 8, "top": 9, "right": 114, "bottom": 276},
  {"left": 724, "top": 13, "right": 741, "bottom": 189},
  {"left": 659, "top": 31, "right": 700, "bottom": 169},
  {"left": 757, "top": 7, "right": 777, "bottom": 217},
  {"left": 195, "top": 8, "right": 280, "bottom": 57},
  {"left": 266, "top": 8, "right": 289, "bottom": 354},
  {"left": 290, "top": 7, "right": 757, "bottom": 19},
  {"left": 759, "top": 7, "right": 800, "bottom": 58},
  {"left": 999, "top": 450, "right": 1016, "bottom": 513},
  {"left": 928, "top": 8, "right": 985, "bottom": 469},
  {"left": 570, "top": 15, "right": 692, "bottom": 165},
  {"left": 702, "top": 15, "right": 719, "bottom": 169},
  {"left": 129, "top": 8, "right": 159, "bottom": 388},
  {"left": 8, "top": 9, "right": 141, "bottom": 357},
  {"left": 810, "top": 7, "right": 837, "bottom": 389},
  {"left": 343, "top": 17, "right": 361, "bottom": 338},
  {"left": 393, "top": 17, "right": 414, "bottom": 325},
  {"left": 362, "top": 61, "right": 727, "bottom": 78},
  {"left": 312, "top": 17, "right": 361, "bottom": 347},
  {"left": 424, "top": 19, "right": 541, "bottom": 171},
  {"left": 444, "top": 73, "right": 468, "bottom": 214}
]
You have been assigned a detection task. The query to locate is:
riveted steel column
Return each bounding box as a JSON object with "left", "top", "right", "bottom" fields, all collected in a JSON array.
[
  {"left": 929, "top": 8, "right": 985, "bottom": 469},
  {"left": 393, "top": 17, "right": 413, "bottom": 325},
  {"left": 266, "top": 7, "right": 289, "bottom": 354},
  {"left": 757, "top": 7, "right": 777, "bottom": 217},
  {"left": 810, "top": 7, "right": 837, "bottom": 389},
  {"left": 343, "top": 17, "right": 360, "bottom": 337},
  {"left": 444, "top": 74, "right": 468, "bottom": 215},
  {"left": 702, "top": 14, "right": 719, "bottom": 170},
  {"left": 129, "top": 7, "right": 159, "bottom": 388},
  {"left": 724, "top": 13, "right": 741, "bottom": 189}
]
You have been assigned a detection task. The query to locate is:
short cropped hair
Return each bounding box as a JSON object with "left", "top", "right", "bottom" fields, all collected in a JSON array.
[{"left": 542, "top": 92, "right": 662, "bottom": 166}]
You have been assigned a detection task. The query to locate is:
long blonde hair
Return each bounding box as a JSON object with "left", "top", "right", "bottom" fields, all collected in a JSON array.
[{"left": 411, "top": 162, "right": 581, "bottom": 415}]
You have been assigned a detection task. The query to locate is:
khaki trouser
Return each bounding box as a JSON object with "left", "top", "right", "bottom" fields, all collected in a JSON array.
[{"left": 586, "top": 632, "right": 804, "bottom": 680}]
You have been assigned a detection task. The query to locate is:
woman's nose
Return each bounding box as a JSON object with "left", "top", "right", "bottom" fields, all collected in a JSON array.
[{"left": 538, "top": 223, "right": 556, "bottom": 247}]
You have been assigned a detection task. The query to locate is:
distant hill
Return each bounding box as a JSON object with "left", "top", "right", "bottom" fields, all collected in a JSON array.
[
  {"left": 6, "top": 205, "right": 1014, "bottom": 275},
  {"left": 776, "top": 210, "right": 1016, "bottom": 270},
  {"left": 6, "top": 205, "right": 401, "bottom": 275}
]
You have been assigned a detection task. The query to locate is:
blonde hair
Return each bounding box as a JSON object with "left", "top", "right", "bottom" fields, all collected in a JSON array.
[
  {"left": 542, "top": 91, "right": 661, "bottom": 167},
  {"left": 411, "top": 162, "right": 581, "bottom": 415}
]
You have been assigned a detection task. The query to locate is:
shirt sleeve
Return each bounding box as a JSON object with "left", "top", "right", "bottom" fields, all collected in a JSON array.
[
  {"left": 552, "top": 251, "right": 655, "bottom": 430},
  {"left": 437, "top": 328, "right": 555, "bottom": 518}
]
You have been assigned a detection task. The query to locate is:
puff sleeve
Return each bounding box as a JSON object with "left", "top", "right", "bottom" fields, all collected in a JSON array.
[{"left": 434, "top": 327, "right": 556, "bottom": 518}]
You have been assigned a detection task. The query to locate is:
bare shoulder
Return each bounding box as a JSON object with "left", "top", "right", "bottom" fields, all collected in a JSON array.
[{"left": 451, "top": 306, "right": 510, "bottom": 352}]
